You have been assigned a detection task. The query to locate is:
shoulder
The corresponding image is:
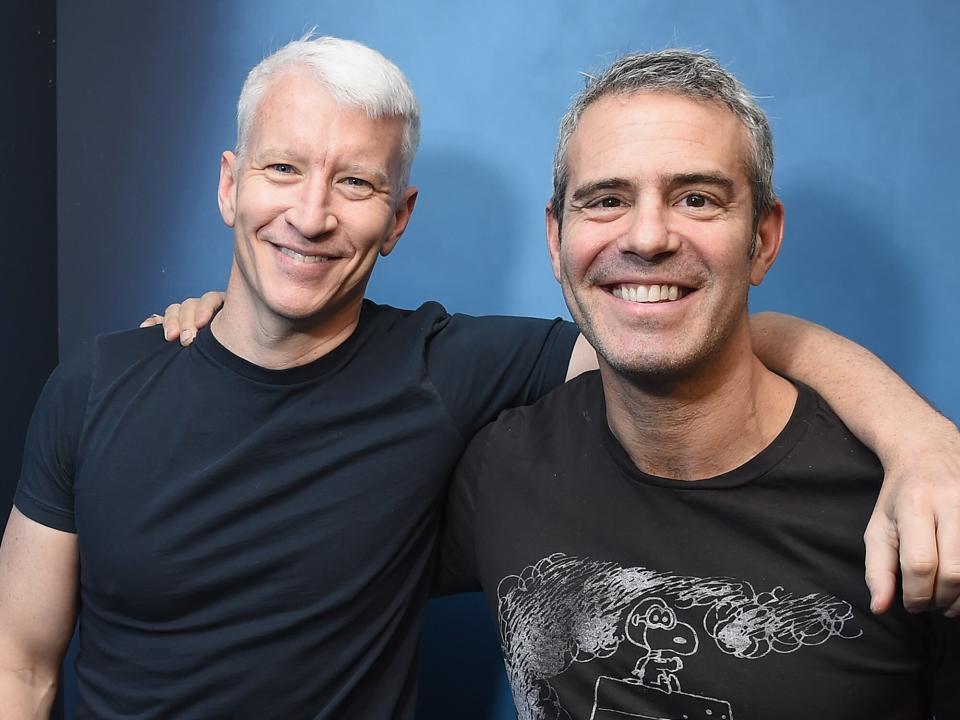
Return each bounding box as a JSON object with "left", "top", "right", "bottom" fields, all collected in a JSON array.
[
  {"left": 478, "top": 371, "right": 603, "bottom": 454},
  {"left": 87, "top": 325, "right": 170, "bottom": 360},
  {"left": 41, "top": 326, "right": 165, "bottom": 393},
  {"left": 359, "top": 299, "right": 448, "bottom": 331},
  {"left": 76, "top": 326, "right": 177, "bottom": 388},
  {"left": 791, "top": 381, "right": 883, "bottom": 476},
  {"left": 354, "top": 300, "right": 452, "bottom": 350},
  {"left": 362, "top": 298, "right": 577, "bottom": 355}
]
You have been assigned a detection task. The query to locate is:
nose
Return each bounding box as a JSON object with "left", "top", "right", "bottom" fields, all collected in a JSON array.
[
  {"left": 284, "top": 176, "right": 338, "bottom": 239},
  {"left": 617, "top": 196, "right": 679, "bottom": 260}
]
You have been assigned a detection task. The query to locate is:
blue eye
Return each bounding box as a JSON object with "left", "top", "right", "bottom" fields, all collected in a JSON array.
[{"left": 269, "top": 164, "right": 295, "bottom": 174}]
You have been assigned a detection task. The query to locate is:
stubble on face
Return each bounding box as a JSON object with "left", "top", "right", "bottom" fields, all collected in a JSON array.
[
  {"left": 561, "top": 230, "right": 753, "bottom": 387},
  {"left": 551, "top": 92, "right": 760, "bottom": 388}
]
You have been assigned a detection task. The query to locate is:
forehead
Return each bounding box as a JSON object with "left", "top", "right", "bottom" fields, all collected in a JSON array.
[
  {"left": 566, "top": 91, "right": 752, "bottom": 187},
  {"left": 248, "top": 69, "right": 405, "bottom": 164}
]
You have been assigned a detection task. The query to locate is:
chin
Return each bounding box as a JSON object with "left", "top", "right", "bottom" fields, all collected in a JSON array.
[
  {"left": 592, "top": 334, "right": 712, "bottom": 385},
  {"left": 260, "top": 296, "right": 327, "bottom": 323},
  {"left": 607, "top": 353, "right": 698, "bottom": 383}
]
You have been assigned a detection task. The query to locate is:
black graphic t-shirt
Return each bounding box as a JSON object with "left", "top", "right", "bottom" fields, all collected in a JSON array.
[
  {"left": 438, "top": 372, "right": 959, "bottom": 720},
  {"left": 15, "top": 301, "right": 578, "bottom": 720}
]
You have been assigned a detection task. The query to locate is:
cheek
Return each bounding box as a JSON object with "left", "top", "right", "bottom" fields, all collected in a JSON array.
[
  {"left": 236, "top": 185, "right": 289, "bottom": 228},
  {"left": 562, "top": 221, "right": 623, "bottom": 276},
  {"left": 558, "top": 235, "right": 595, "bottom": 282},
  {"left": 348, "top": 207, "right": 396, "bottom": 253}
]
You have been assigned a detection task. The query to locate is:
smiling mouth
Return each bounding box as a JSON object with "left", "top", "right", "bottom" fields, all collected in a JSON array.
[
  {"left": 608, "top": 283, "right": 691, "bottom": 303},
  {"left": 275, "top": 246, "right": 331, "bottom": 264}
]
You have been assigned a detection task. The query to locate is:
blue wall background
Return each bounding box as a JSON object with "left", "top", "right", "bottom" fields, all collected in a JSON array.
[{"left": 57, "top": 1, "right": 958, "bottom": 717}]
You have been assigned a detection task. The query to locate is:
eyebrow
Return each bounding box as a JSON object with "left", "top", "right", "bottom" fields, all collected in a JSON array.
[
  {"left": 250, "top": 151, "right": 391, "bottom": 186},
  {"left": 250, "top": 147, "right": 302, "bottom": 164},
  {"left": 344, "top": 163, "right": 391, "bottom": 187},
  {"left": 570, "top": 178, "right": 632, "bottom": 204},
  {"left": 569, "top": 172, "right": 738, "bottom": 205},
  {"left": 666, "top": 172, "right": 736, "bottom": 194}
]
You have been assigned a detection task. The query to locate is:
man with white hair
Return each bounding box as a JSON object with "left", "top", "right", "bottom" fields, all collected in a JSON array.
[
  {"left": 0, "top": 35, "right": 957, "bottom": 719},
  {"left": 0, "top": 37, "right": 576, "bottom": 719},
  {"left": 437, "top": 49, "right": 959, "bottom": 719}
]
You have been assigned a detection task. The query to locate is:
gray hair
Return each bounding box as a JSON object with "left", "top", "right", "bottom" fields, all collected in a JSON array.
[
  {"left": 551, "top": 49, "right": 775, "bottom": 229},
  {"left": 236, "top": 33, "right": 420, "bottom": 189}
]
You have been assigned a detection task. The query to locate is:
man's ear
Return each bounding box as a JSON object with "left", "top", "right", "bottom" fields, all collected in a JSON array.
[
  {"left": 218, "top": 151, "right": 239, "bottom": 228},
  {"left": 380, "top": 186, "right": 418, "bottom": 257},
  {"left": 750, "top": 200, "right": 785, "bottom": 286},
  {"left": 545, "top": 203, "right": 563, "bottom": 283}
]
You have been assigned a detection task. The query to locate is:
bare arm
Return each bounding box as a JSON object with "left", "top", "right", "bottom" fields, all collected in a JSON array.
[
  {"left": 0, "top": 508, "right": 79, "bottom": 719},
  {"left": 751, "top": 312, "right": 960, "bottom": 616},
  {"left": 565, "top": 333, "right": 598, "bottom": 381}
]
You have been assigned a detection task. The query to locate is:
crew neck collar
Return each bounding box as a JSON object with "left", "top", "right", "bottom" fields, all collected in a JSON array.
[
  {"left": 193, "top": 302, "right": 372, "bottom": 386},
  {"left": 599, "top": 377, "right": 813, "bottom": 489}
]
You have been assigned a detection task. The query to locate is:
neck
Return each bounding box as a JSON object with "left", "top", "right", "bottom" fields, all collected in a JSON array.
[
  {"left": 210, "top": 265, "right": 362, "bottom": 370},
  {"left": 603, "top": 323, "right": 797, "bottom": 480}
]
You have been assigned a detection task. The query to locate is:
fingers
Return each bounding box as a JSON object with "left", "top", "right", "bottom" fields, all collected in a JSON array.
[
  {"left": 162, "top": 303, "right": 182, "bottom": 343},
  {"left": 946, "top": 594, "right": 960, "bottom": 619},
  {"left": 174, "top": 292, "right": 224, "bottom": 346},
  {"left": 894, "top": 496, "right": 940, "bottom": 614},
  {"left": 863, "top": 512, "right": 899, "bottom": 614},
  {"left": 935, "top": 499, "right": 960, "bottom": 616},
  {"left": 190, "top": 291, "right": 225, "bottom": 339},
  {"left": 177, "top": 299, "right": 199, "bottom": 346},
  {"left": 139, "top": 313, "right": 164, "bottom": 329},
  {"left": 873, "top": 425, "right": 960, "bottom": 617}
]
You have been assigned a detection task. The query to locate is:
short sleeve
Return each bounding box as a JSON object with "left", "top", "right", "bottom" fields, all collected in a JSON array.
[
  {"left": 14, "top": 340, "right": 95, "bottom": 533},
  {"left": 426, "top": 314, "right": 578, "bottom": 440},
  {"left": 432, "top": 424, "right": 494, "bottom": 596}
]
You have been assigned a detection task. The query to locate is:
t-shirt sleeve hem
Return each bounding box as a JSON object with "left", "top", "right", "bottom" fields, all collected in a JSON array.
[{"left": 14, "top": 492, "right": 78, "bottom": 533}]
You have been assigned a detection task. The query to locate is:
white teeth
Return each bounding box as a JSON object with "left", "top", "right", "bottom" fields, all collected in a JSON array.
[
  {"left": 279, "top": 247, "right": 326, "bottom": 264},
  {"left": 610, "top": 284, "right": 684, "bottom": 304}
]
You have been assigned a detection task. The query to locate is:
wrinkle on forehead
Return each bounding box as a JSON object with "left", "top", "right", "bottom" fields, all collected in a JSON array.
[
  {"left": 243, "top": 71, "right": 404, "bottom": 185},
  {"left": 567, "top": 92, "right": 752, "bottom": 191}
]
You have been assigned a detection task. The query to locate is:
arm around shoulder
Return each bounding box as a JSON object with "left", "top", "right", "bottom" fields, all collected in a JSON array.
[
  {"left": 0, "top": 507, "right": 79, "bottom": 719},
  {"left": 750, "top": 311, "right": 960, "bottom": 616}
]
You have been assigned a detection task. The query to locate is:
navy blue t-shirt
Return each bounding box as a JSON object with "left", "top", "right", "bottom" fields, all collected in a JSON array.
[{"left": 15, "top": 300, "right": 578, "bottom": 719}]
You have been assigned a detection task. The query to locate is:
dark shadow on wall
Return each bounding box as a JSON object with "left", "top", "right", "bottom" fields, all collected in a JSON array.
[
  {"left": 1, "top": 0, "right": 59, "bottom": 715},
  {"left": 57, "top": 0, "right": 237, "bottom": 355},
  {"left": 369, "top": 146, "right": 523, "bottom": 316},
  {"left": 57, "top": 2, "right": 235, "bottom": 715},
  {"left": 753, "top": 178, "right": 920, "bottom": 382}
]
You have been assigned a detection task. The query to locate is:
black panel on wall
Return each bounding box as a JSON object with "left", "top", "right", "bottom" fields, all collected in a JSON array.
[
  {"left": 0, "top": 2, "right": 58, "bottom": 508},
  {"left": 0, "top": 0, "right": 59, "bottom": 714}
]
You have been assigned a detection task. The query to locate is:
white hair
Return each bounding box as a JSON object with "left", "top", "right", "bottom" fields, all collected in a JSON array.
[{"left": 235, "top": 33, "right": 420, "bottom": 189}]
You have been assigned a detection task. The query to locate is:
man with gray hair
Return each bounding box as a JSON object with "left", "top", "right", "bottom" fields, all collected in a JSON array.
[
  {"left": 0, "top": 36, "right": 583, "bottom": 718},
  {"left": 437, "top": 50, "right": 958, "bottom": 719},
  {"left": 1, "top": 35, "right": 957, "bottom": 720}
]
